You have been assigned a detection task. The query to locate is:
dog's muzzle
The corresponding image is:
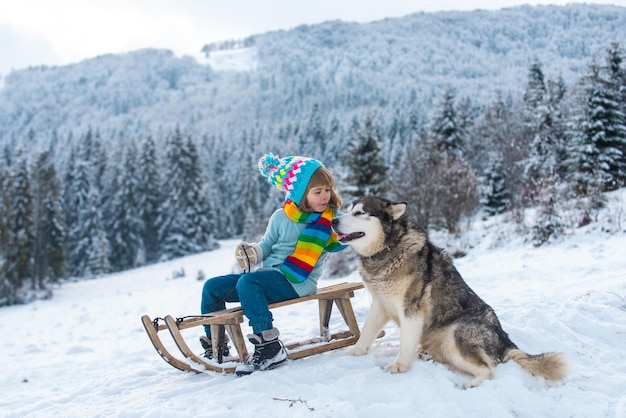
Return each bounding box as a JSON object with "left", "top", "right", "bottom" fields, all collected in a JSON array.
[{"left": 331, "top": 218, "right": 365, "bottom": 243}]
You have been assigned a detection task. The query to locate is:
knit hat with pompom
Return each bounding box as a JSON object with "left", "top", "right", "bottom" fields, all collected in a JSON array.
[{"left": 258, "top": 153, "right": 324, "bottom": 206}]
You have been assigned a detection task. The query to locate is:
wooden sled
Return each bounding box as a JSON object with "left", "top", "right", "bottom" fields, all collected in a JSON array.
[{"left": 142, "top": 281, "right": 368, "bottom": 374}]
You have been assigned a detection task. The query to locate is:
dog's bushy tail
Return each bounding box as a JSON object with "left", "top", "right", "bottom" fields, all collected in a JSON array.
[{"left": 504, "top": 349, "right": 569, "bottom": 382}]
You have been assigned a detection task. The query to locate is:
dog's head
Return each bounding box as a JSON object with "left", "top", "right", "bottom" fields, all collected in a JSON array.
[{"left": 331, "top": 196, "right": 407, "bottom": 257}]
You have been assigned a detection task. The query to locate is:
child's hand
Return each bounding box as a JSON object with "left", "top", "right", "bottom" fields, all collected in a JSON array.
[{"left": 234, "top": 242, "right": 262, "bottom": 271}]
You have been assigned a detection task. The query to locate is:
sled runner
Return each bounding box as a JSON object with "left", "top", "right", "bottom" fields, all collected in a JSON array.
[{"left": 142, "top": 281, "right": 366, "bottom": 374}]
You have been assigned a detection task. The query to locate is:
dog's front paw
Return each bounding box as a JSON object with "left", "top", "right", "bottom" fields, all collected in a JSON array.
[
  {"left": 344, "top": 345, "right": 369, "bottom": 356},
  {"left": 385, "top": 362, "right": 411, "bottom": 373}
]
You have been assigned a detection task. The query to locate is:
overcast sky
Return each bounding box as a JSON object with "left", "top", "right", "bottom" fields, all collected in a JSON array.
[{"left": 1, "top": 0, "right": 625, "bottom": 78}]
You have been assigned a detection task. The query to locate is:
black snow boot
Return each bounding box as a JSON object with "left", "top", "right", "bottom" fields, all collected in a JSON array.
[
  {"left": 235, "top": 328, "right": 287, "bottom": 376},
  {"left": 199, "top": 335, "right": 230, "bottom": 360}
]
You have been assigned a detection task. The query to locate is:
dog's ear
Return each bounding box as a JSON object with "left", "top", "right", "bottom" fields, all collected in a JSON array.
[{"left": 390, "top": 201, "right": 407, "bottom": 220}]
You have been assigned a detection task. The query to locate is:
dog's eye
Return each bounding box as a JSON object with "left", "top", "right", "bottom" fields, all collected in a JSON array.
[{"left": 353, "top": 211, "right": 364, "bottom": 216}]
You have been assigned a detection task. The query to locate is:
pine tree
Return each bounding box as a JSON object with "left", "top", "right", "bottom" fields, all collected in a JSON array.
[
  {"left": 570, "top": 56, "right": 626, "bottom": 192},
  {"left": 91, "top": 132, "right": 109, "bottom": 206},
  {"left": 227, "top": 130, "right": 252, "bottom": 234},
  {"left": 87, "top": 239, "right": 110, "bottom": 278},
  {"left": 566, "top": 90, "right": 602, "bottom": 198},
  {"left": 384, "top": 109, "right": 406, "bottom": 167},
  {"left": 242, "top": 207, "right": 259, "bottom": 241},
  {"left": 522, "top": 61, "right": 564, "bottom": 193},
  {"left": 66, "top": 159, "right": 90, "bottom": 276},
  {"left": 107, "top": 140, "right": 145, "bottom": 271},
  {"left": 531, "top": 174, "right": 565, "bottom": 247},
  {"left": 564, "top": 106, "right": 605, "bottom": 226},
  {"left": 548, "top": 75, "right": 569, "bottom": 177},
  {"left": 523, "top": 61, "right": 547, "bottom": 111},
  {"left": 430, "top": 88, "right": 465, "bottom": 159},
  {"left": 0, "top": 161, "right": 15, "bottom": 305},
  {"left": 181, "top": 135, "right": 215, "bottom": 252},
  {"left": 31, "top": 151, "right": 66, "bottom": 288},
  {"left": 68, "top": 160, "right": 109, "bottom": 277},
  {"left": 63, "top": 147, "right": 78, "bottom": 233},
  {"left": 0, "top": 275, "right": 12, "bottom": 307},
  {"left": 232, "top": 143, "right": 262, "bottom": 237},
  {"left": 137, "top": 136, "right": 162, "bottom": 262},
  {"left": 0, "top": 160, "right": 11, "bottom": 260},
  {"left": 321, "top": 115, "right": 345, "bottom": 170},
  {"left": 603, "top": 42, "right": 626, "bottom": 187},
  {"left": 301, "top": 103, "right": 326, "bottom": 159},
  {"left": 71, "top": 186, "right": 110, "bottom": 277},
  {"left": 407, "top": 90, "right": 480, "bottom": 233},
  {"left": 158, "top": 128, "right": 215, "bottom": 260},
  {"left": 206, "top": 134, "right": 236, "bottom": 238},
  {"left": 80, "top": 129, "right": 94, "bottom": 161},
  {"left": 480, "top": 153, "right": 510, "bottom": 217},
  {"left": 44, "top": 196, "right": 67, "bottom": 283},
  {"left": 341, "top": 114, "right": 388, "bottom": 199},
  {"left": 9, "top": 156, "right": 35, "bottom": 290}
]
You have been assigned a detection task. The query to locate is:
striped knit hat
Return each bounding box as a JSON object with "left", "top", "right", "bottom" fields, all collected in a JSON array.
[{"left": 258, "top": 153, "right": 323, "bottom": 206}]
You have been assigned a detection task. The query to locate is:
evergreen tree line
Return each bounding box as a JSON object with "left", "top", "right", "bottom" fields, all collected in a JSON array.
[
  {"left": 1, "top": 43, "right": 624, "bottom": 306},
  {"left": 401, "top": 42, "right": 625, "bottom": 244}
]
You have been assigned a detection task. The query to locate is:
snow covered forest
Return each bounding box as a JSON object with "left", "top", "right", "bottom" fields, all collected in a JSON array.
[{"left": 1, "top": 4, "right": 626, "bottom": 306}]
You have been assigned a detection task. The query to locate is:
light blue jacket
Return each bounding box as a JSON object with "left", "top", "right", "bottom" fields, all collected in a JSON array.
[{"left": 256, "top": 208, "right": 337, "bottom": 297}]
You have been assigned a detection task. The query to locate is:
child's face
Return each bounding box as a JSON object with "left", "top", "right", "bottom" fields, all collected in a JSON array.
[{"left": 305, "top": 184, "right": 331, "bottom": 212}]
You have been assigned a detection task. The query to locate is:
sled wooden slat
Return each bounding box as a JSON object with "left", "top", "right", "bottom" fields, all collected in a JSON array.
[
  {"left": 141, "top": 315, "right": 204, "bottom": 374},
  {"left": 142, "top": 281, "right": 365, "bottom": 373},
  {"left": 164, "top": 315, "right": 237, "bottom": 374}
]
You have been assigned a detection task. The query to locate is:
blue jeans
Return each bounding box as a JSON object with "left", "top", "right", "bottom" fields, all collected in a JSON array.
[{"left": 200, "top": 270, "right": 299, "bottom": 337}]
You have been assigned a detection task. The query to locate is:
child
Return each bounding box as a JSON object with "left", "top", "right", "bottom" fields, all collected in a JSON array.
[{"left": 200, "top": 153, "right": 346, "bottom": 376}]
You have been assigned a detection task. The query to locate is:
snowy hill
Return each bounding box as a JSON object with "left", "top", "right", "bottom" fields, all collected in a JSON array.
[
  {"left": 1, "top": 4, "right": 625, "bottom": 154},
  {"left": 1, "top": 191, "right": 625, "bottom": 417},
  {"left": 206, "top": 47, "right": 258, "bottom": 72}
]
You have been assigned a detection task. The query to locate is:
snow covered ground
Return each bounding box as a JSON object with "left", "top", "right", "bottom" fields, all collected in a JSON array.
[{"left": 1, "top": 194, "right": 626, "bottom": 417}]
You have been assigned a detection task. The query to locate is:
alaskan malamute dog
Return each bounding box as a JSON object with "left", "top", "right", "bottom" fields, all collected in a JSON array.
[{"left": 332, "top": 196, "right": 568, "bottom": 388}]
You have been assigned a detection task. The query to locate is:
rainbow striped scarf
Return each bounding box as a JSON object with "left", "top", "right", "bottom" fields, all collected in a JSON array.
[{"left": 280, "top": 200, "right": 344, "bottom": 283}]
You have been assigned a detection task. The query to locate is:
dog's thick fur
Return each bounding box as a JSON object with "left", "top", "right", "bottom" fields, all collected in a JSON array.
[{"left": 332, "top": 196, "right": 568, "bottom": 388}]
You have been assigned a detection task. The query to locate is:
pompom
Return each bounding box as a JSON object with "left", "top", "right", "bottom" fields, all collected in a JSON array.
[{"left": 258, "top": 153, "right": 281, "bottom": 178}]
